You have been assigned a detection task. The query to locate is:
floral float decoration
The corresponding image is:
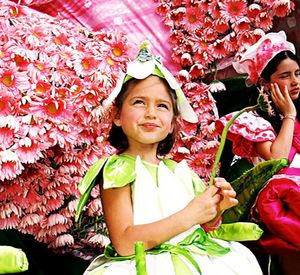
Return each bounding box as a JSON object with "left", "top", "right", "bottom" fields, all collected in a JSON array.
[
  {"left": 0, "top": 0, "right": 130, "bottom": 259},
  {"left": 0, "top": 0, "right": 295, "bottom": 260}
]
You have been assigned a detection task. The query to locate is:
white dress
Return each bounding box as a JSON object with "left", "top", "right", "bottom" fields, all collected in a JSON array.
[{"left": 83, "top": 155, "right": 263, "bottom": 275}]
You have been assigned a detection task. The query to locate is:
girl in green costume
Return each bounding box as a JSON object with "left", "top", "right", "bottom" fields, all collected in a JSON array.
[{"left": 77, "top": 42, "right": 263, "bottom": 275}]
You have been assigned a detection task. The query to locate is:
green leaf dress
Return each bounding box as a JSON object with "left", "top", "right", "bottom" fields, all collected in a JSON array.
[{"left": 77, "top": 154, "right": 263, "bottom": 275}]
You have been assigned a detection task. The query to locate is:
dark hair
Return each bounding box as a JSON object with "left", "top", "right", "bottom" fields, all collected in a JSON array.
[
  {"left": 253, "top": 50, "right": 300, "bottom": 133},
  {"left": 108, "top": 76, "right": 179, "bottom": 156}
]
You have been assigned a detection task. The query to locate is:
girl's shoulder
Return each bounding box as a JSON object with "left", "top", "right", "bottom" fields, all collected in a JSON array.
[
  {"left": 75, "top": 155, "right": 135, "bottom": 222},
  {"left": 215, "top": 111, "right": 276, "bottom": 158},
  {"left": 102, "top": 154, "right": 136, "bottom": 189}
]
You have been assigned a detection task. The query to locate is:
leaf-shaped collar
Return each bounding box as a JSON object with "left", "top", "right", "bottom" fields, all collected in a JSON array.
[{"left": 102, "top": 154, "right": 178, "bottom": 189}]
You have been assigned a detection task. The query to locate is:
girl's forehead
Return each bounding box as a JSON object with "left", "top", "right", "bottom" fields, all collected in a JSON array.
[
  {"left": 275, "top": 58, "right": 300, "bottom": 73},
  {"left": 126, "top": 76, "right": 172, "bottom": 98}
]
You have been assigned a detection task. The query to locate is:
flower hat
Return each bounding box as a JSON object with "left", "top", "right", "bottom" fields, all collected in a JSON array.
[
  {"left": 105, "top": 41, "right": 198, "bottom": 123},
  {"left": 232, "top": 31, "right": 296, "bottom": 86}
]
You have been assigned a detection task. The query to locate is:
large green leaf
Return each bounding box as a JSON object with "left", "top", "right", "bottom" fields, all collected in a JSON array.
[{"left": 222, "top": 158, "right": 289, "bottom": 223}]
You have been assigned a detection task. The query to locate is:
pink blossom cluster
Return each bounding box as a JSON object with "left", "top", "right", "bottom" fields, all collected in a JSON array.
[
  {"left": 156, "top": 0, "right": 294, "bottom": 180},
  {"left": 0, "top": 0, "right": 130, "bottom": 258},
  {"left": 156, "top": 0, "right": 294, "bottom": 76}
]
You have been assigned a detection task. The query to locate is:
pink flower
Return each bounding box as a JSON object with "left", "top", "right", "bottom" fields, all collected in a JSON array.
[
  {"left": 13, "top": 137, "right": 43, "bottom": 164},
  {"left": 272, "top": 0, "right": 294, "bottom": 17},
  {"left": 29, "top": 94, "right": 74, "bottom": 122},
  {"left": 208, "top": 0, "right": 221, "bottom": 19},
  {"left": 202, "top": 28, "right": 218, "bottom": 42},
  {"left": 192, "top": 38, "right": 210, "bottom": 53},
  {"left": 182, "top": 6, "right": 204, "bottom": 32},
  {"left": 189, "top": 63, "right": 205, "bottom": 79},
  {"left": 47, "top": 124, "right": 80, "bottom": 148},
  {"left": 232, "top": 17, "right": 251, "bottom": 32},
  {"left": 247, "top": 4, "right": 262, "bottom": 18},
  {"left": 193, "top": 51, "right": 213, "bottom": 68},
  {"left": 0, "top": 150, "right": 24, "bottom": 181},
  {"left": 27, "top": 61, "right": 50, "bottom": 83},
  {"left": 12, "top": 54, "right": 30, "bottom": 69},
  {"left": 59, "top": 200, "right": 78, "bottom": 218},
  {"left": 73, "top": 54, "right": 99, "bottom": 77},
  {"left": 180, "top": 53, "right": 193, "bottom": 67},
  {"left": 52, "top": 33, "right": 70, "bottom": 46},
  {"left": 0, "top": 116, "right": 19, "bottom": 149},
  {"left": 87, "top": 233, "right": 110, "bottom": 247},
  {"left": 209, "top": 39, "right": 227, "bottom": 59},
  {"left": 0, "top": 215, "right": 20, "bottom": 229},
  {"left": 214, "top": 18, "right": 230, "bottom": 34},
  {"left": 237, "top": 31, "right": 257, "bottom": 47},
  {"left": 5, "top": 3, "right": 25, "bottom": 18},
  {"left": 49, "top": 234, "right": 74, "bottom": 248},
  {"left": 46, "top": 214, "right": 68, "bottom": 227},
  {"left": 104, "top": 31, "right": 130, "bottom": 63},
  {"left": 221, "top": 0, "right": 247, "bottom": 23},
  {"left": 169, "top": 7, "right": 185, "bottom": 27},
  {"left": 0, "top": 66, "right": 30, "bottom": 92},
  {"left": 32, "top": 81, "right": 52, "bottom": 96},
  {"left": 87, "top": 198, "right": 103, "bottom": 217},
  {"left": 185, "top": 150, "right": 212, "bottom": 179},
  {"left": 254, "top": 11, "right": 273, "bottom": 31},
  {"left": 223, "top": 32, "right": 239, "bottom": 52},
  {"left": 20, "top": 214, "right": 42, "bottom": 228},
  {"left": 177, "top": 69, "right": 191, "bottom": 83}
]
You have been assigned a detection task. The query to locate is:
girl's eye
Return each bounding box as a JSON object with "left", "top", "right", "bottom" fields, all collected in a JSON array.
[
  {"left": 158, "top": 103, "right": 169, "bottom": 109},
  {"left": 295, "top": 70, "right": 300, "bottom": 76},
  {"left": 279, "top": 73, "right": 289, "bottom": 79},
  {"left": 133, "top": 99, "right": 144, "bottom": 105}
]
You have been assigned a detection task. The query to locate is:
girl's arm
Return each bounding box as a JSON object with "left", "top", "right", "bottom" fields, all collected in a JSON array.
[
  {"left": 255, "top": 83, "right": 296, "bottom": 160},
  {"left": 101, "top": 183, "right": 224, "bottom": 256}
]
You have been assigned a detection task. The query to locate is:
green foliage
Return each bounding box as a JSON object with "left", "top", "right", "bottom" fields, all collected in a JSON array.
[{"left": 222, "top": 158, "right": 289, "bottom": 223}]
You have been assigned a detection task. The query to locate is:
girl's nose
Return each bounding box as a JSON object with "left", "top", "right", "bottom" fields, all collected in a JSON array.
[
  {"left": 145, "top": 104, "right": 156, "bottom": 118},
  {"left": 292, "top": 73, "right": 300, "bottom": 85}
]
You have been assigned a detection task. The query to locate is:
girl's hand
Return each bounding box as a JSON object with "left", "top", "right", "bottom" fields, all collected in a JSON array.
[
  {"left": 214, "top": 177, "right": 238, "bottom": 212},
  {"left": 184, "top": 185, "right": 222, "bottom": 226},
  {"left": 270, "top": 83, "right": 297, "bottom": 116}
]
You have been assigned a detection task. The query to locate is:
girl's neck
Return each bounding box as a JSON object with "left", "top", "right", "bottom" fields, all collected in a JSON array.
[{"left": 122, "top": 149, "right": 161, "bottom": 165}]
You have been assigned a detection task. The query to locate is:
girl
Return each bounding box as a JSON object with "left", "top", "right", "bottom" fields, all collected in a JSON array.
[
  {"left": 217, "top": 31, "right": 300, "bottom": 262},
  {"left": 76, "top": 43, "right": 263, "bottom": 275}
]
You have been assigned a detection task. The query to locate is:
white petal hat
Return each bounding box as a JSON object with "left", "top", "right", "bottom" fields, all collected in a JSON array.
[
  {"left": 105, "top": 41, "right": 198, "bottom": 123},
  {"left": 232, "top": 31, "right": 295, "bottom": 86}
]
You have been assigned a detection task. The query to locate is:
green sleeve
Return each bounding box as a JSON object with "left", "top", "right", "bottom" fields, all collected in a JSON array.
[
  {"left": 102, "top": 155, "right": 136, "bottom": 189},
  {"left": 75, "top": 157, "right": 108, "bottom": 222},
  {"left": 75, "top": 155, "right": 136, "bottom": 222}
]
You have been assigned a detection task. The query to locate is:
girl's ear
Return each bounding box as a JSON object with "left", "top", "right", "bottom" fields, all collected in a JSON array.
[
  {"left": 169, "top": 119, "right": 176, "bottom": 134},
  {"left": 258, "top": 77, "right": 269, "bottom": 90},
  {"left": 112, "top": 107, "right": 122, "bottom": 127}
]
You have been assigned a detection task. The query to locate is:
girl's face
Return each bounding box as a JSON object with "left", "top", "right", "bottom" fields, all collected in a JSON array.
[
  {"left": 269, "top": 58, "right": 300, "bottom": 101},
  {"left": 113, "top": 76, "right": 175, "bottom": 151}
]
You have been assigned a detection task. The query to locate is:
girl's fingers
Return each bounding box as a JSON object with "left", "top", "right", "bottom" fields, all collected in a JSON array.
[
  {"left": 214, "top": 177, "right": 232, "bottom": 190},
  {"left": 270, "top": 83, "right": 282, "bottom": 100},
  {"left": 221, "top": 189, "right": 236, "bottom": 198}
]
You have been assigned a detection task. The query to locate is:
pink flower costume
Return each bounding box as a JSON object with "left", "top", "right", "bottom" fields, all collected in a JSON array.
[{"left": 216, "top": 112, "right": 300, "bottom": 254}]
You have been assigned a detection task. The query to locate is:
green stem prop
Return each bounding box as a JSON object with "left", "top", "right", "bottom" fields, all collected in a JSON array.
[
  {"left": 135, "top": 242, "right": 148, "bottom": 275},
  {"left": 209, "top": 104, "right": 260, "bottom": 186}
]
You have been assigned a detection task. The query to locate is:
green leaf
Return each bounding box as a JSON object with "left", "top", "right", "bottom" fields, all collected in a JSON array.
[{"left": 222, "top": 158, "right": 289, "bottom": 223}]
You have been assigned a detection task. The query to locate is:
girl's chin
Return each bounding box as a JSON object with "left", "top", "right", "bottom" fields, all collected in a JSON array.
[{"left": 291, "top": 93, "right": 300, "bottom": 101}]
